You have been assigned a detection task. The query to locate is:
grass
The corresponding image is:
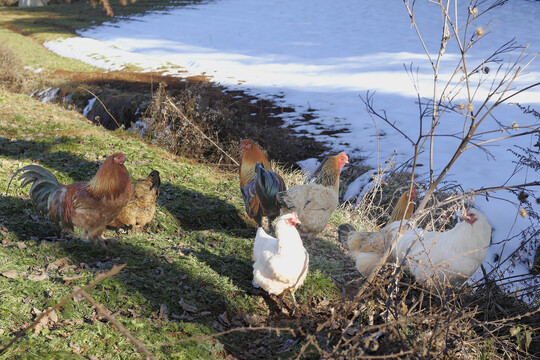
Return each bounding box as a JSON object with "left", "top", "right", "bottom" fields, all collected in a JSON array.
[
  {"left": 0, "top": 0, "right": 196, "bottom": 42},
  {"left": 0, "top": 88, "right": 355, "bottom": 359},
  {"left": 1, "top": 2, "right": 538, "bottom": 358}
]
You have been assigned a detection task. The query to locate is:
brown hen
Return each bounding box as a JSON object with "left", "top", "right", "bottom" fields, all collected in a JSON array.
[{"left": 109, "top": 170, "right": 160, "bottom": 231}]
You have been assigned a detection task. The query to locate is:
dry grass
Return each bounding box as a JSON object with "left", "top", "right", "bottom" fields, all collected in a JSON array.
[
  {"left": 0, "top": 0, "right": 18, "bottom": 6},
  {"left": 0, "top": 42, "right": 34, "bottom": 93}
]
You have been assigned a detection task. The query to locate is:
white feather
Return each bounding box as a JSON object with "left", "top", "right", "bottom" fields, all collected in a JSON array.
[{"left": 252, "top": 213, "right": 309, "bottom": 296}]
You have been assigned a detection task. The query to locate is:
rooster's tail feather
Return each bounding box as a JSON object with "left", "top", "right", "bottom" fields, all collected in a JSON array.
[
  {"left": 276, "top": 191, "right": 294, "bottom": 210},
  {"left": 255, "top": 162, "right": 286, "bottom": 211},
  {"left": 8, "top": 165, "right": 71, "bottom": 229},
  {"left": 148, "top": 170, "right": 161, "bottom": 194}
]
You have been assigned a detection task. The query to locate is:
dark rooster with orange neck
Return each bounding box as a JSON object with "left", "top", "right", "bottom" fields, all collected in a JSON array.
[
  {"left": 277, "top": 152, "right": 349, "bottom": 246},
  {"left": 8, "top": 153, "right": 131, "bottom": 248},
  {"left": 239, "top": 139, "right": 287, "bottom": 231}
]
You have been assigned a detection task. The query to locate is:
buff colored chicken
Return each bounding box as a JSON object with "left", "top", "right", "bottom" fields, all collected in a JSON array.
[
  {"left": 338, "top": 189, "right": 417, "bottom": 276},
  {"left": 109, "top": 170, "right": 160, "bottom": 231},
  {"left": 8, "top": 153, "right": 131, "bottom": 248},
  {"left": 277, "top": 152, "right": 348, "bottom": 246},
  {"left": 253, "top": 212, "right": 308, "bottom": 314}
]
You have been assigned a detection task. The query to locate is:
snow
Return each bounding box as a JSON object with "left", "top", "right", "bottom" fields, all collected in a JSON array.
[
  {"left": 82, "top": 97, "right": 97, "bottom": 118},
  {"left": 43, "top": 0, "right": 540, "bottom": 295},
  {"left": 35, "top": 87, "right": 59, "bottom": 103}
]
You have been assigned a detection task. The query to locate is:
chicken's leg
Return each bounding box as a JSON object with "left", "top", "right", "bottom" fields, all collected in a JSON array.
[{"left": 290, "top": 291, "right": 299, "bottom": 316}]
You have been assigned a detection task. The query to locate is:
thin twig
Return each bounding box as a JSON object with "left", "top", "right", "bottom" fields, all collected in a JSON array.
[
  {"left": 81, "top": 87, "right": 122, "bottom": 129},
  {"left": 0, "top": 264, "right": 126, "bottom": 356},
  {"left": 79, "top": 290, "right": 157, "bottom": 360}
]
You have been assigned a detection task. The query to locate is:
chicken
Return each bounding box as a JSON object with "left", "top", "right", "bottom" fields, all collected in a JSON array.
[
  {"left": 7, "top": 152, "right": 131, "bottom": 248},
  {"left": 340, "top": 207, "right": 492, "bottom": 288},
  {"left": 338, "top": 189, "right": 417, "bottom": 275},
  {"left": 252, "top": 212, "right": 309, "bottom": 314},
  {"left": 277, "top": 152, "right": 349, "bottom": 246},
  {"left": 239, "top": 139, "right": 287, "bottom": 231},
  {"left": 108, "top": 170, "right": 160, "bottom": 231}
]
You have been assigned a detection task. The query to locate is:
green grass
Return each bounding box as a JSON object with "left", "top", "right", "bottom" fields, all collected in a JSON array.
[
  {"left": 0, "top": 0, "right": 198, "bottom": 42},
  {"left": 0, "top": 0, "right": 197, "bottom": 85},
  {"left": 0, "top": 89, "right": 353, "bottom": 359},
  {"left": 0, "top": 4, "right": 363, "bottom": 356}
]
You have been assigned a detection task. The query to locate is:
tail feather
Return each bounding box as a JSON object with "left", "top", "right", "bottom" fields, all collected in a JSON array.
[
  {"left": 276, "top": 191, "right": 294, "bottom": 210},
  {"left": 148, "top": 170, "right": 161, "bottom": 194},
  {"left": 338, "top": 223, "right": 356, "bottom": 247},
  {"left": 8, "top": 165, "right": 71, "bottom": 229},
  {"left": 254, "top": 162, "right": 286, "bottom": 211}
]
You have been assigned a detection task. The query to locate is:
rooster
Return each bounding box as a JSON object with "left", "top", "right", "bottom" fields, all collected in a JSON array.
[
  {"left": 108, "top": 170, "right": 160, "bottom": 231},
  {"left": 253, "top": 212, "right": 308, "bottom": 315},
  {"left": 277, "top": 152, "right": 349, "bottom": 246},
  {"left": 7, "top": 153, "right": 131, "bottom": 248},
  {"left": 340, "top": 207, "right": 492, "bottom": 289},
  {"left": 239, "top": 139, "right": 287, "bottom": 231}
]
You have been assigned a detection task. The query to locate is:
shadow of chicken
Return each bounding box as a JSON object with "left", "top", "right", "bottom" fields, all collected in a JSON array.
[{"left": 109, "top": 170, "right": 160, "bottom": 232}]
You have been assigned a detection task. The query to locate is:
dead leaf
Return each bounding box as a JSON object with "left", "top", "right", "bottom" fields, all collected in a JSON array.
[
  {"left": 52, "top": 257, "right": 71, "bottom": 267},
  {"left": 178, "top": 298, "right": 197, "bottom": 313},
  {"left": 2, "top": 270, "right": 20, "bottom": 279},
  {"left": 16, "top": 241, "right": 27, "bottom": 249},
  {"left": 27, "top": 273, "right": 49, "bottom": 281},
  {"left": 48, "top": 310, "right": 58, "bottom": 323},
  {"left": 218, "top": 311, "right": 231, "bottom": 327},
  {"left": 62, "top": 275, "right": 83, "bottom": 283},
  {"left": 31, "top": 308, "right": 58, "bottom": 334},
  {"left": 159, "top": 304, "right": 168, "bottom": 319}
]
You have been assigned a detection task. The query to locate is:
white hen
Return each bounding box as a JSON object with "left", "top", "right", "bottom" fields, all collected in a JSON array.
[
  {"left": 395, "top": 208, "right": 492, "bottom": 288},
  {"left": 340, "top": 208, "right": 492, "bottom": 288},
  {"left": 253, "top": 212, "right": 309, "bottom": 313}
]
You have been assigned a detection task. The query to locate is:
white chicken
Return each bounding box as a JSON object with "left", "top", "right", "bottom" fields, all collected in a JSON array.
[
  {"left": 340, "top": 208, "right": 492, "bottom": 289},
  {"left": 252, "top": 212, "right": 309, "bottom": 313}
]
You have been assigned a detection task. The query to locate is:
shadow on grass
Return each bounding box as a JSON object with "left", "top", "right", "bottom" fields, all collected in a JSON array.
[
  {"left": 0, "top": 141, "right": 272, "bottom": 357},
  {"left": 1, "top": 138, "right": 249, "bottom": 231},
  {"left": 0, "top": 191, "right": 268, "bottom": 357}
]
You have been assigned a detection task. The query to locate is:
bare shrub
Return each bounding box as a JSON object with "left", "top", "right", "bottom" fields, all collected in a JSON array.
[
  {"left": 313, "top": 0, "right": 540, "bottom": 358},
  {"left": 142, "top": 82, "right": 244, "bottom": 165},
  {"left": 0, "top": 0, "right": 18, "bottom": 6},
  {"left": 142, "top": 82, "right": 328, "bottom": 166}
]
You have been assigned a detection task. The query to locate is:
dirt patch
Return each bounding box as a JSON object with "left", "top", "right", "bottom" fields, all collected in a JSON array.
[{"left": 45, "top": 69, "right": 330, "bottom": 166}]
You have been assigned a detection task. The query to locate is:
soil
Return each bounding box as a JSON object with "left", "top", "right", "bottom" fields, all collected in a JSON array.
[{"left": 46, "top": 69, "right": 331, "bottom": 167}]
